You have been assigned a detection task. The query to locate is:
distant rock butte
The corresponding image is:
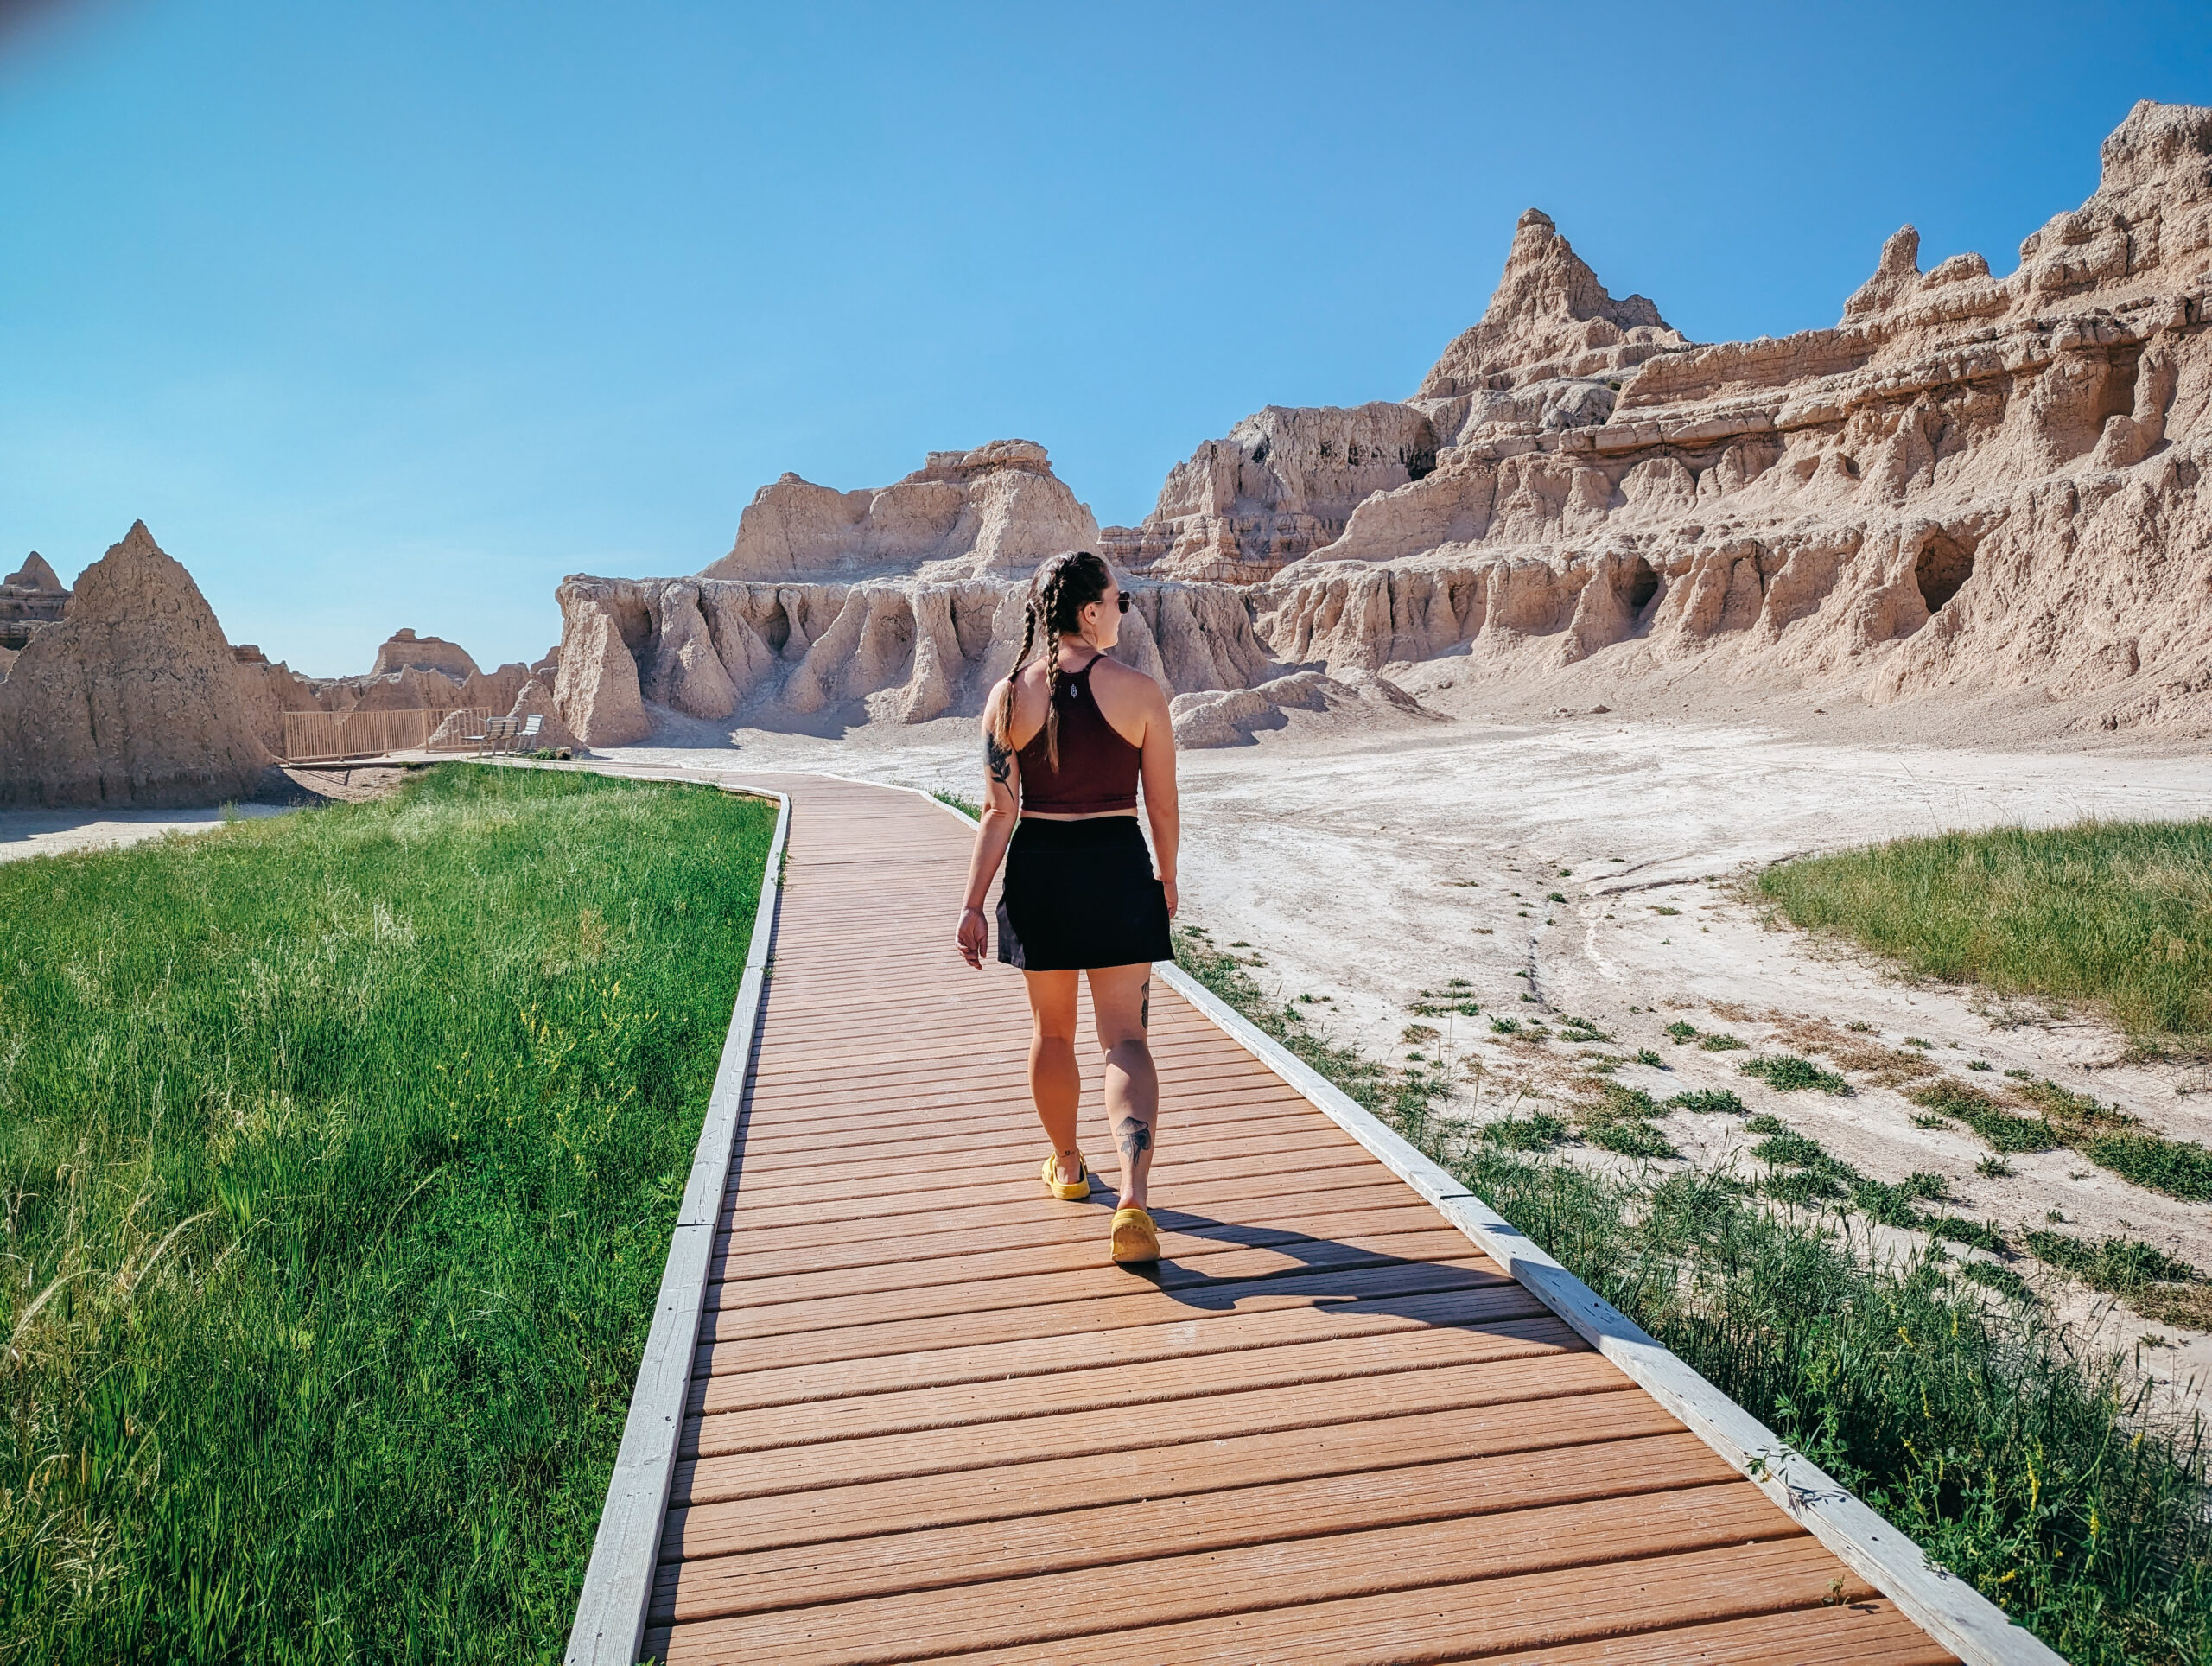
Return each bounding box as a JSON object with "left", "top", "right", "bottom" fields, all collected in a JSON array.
[
  {"left": 702, "top": 439, "right": 1099, "bottom": 582},
  {"left": 4, "top": 554, "right": 65, "bottom": 595},
  {"left": 575, "top": 102, "right": 2212, "bottom": 743},
  {"left": 372, "top": 628, "right": 481, "bottom": 681},
  {"left": 2, "top": 554, "right": 71, "bottom": 660},
  {"left": 228, "top": 626, "right": 552, "bottom": 758}
]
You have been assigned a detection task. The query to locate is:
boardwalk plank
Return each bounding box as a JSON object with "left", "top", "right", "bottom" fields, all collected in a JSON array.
[{"left": 651, "top": 1431, "right": 1732, "bottom": 1623}]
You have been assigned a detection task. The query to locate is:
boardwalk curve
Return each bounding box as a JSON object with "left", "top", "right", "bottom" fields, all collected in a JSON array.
[{"left": 571, "top": 770, "right": 2053, "bottom": 1666}]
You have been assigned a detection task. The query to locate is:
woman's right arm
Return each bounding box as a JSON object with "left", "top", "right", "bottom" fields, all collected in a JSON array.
[
  {"left": 956, "top": 685, "right": 1021, "bottom": 968},
  {"left": 1137, "top": 677, "right": 1179, "bottom": 918}
]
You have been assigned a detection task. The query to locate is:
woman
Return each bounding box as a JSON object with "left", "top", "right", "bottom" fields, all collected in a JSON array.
[{"left": 955, "top": 550, "right": 1179, "bottom": 1265}]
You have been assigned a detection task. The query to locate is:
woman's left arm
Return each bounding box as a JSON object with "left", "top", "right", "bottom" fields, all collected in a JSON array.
[
  {"left": 957, "top": 704, "right": 1022, "bottom": 968},
  {"left": 1138, "top": 681, "right": 1179, "bottom": 917}
]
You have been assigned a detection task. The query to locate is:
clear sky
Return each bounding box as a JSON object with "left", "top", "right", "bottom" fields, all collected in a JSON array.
[{"left": 3, "top": 2, "right": 2206, "bottom": 675}]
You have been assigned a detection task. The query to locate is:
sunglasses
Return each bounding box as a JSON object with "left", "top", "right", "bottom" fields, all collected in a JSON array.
[{"left": 1115, "top": 591, "right": 1130, "bottom": 613}]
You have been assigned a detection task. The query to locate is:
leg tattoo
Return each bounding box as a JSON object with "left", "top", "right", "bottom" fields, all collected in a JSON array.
[{"left": 1115, "top": 1116, "right": 1152, "bottom": 1166}]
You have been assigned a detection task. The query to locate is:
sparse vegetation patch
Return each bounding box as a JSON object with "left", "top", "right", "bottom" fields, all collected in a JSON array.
[
  {"left": 1667, "top": 1087, "right": 1745, "bottom": 1115},
  {"left": 1173, "top": 925, "right": 2210, "bottom": 1663},
  {"left": 1738, "top": 1053, "right": 1850, "bottom": 1094},
  {"left": 2024, "top": 1231, "right": 2212, "bottom": 1329}
]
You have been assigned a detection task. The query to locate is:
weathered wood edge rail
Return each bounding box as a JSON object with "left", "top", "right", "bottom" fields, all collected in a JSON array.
[
  {"left": 564, "top": 785, "right": 791, "bottom": 1666},
  {"left": 904, "top": 784, "right": 2062, "bottom": 1666}
]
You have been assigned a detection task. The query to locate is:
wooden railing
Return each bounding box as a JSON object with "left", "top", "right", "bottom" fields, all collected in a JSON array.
[{"left": 278, "top": 708, "right": 497, "bottom": 763}]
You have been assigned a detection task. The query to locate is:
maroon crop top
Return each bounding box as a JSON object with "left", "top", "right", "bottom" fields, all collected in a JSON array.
[{"left": 1017, "top": 656, "right": 1141, "bottom": 814}]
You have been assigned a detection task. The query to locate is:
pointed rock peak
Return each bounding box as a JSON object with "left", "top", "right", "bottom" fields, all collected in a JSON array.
[
  {"left": 1414, "top": 209, "right": 1681, "bottom": 400},
  {"left": 123, "top": 519, "right": 160, "bottom": 553},
  {"left": 2097, "top": 99, "right": 2212, "bottom": 198},
  {"left": 4, "top": 553, "right": 62, "bottom": 593},
  {"left": 1842, "top": 224, "right": 1923, "bottom": 321},
  {"left": 1483, "top": 207, "right": 1666, "bottom": 334}
]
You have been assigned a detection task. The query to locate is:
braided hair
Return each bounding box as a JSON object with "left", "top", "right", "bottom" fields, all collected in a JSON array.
[{"left": 992, "top": 550, "right": 1115, "bottom": 773}]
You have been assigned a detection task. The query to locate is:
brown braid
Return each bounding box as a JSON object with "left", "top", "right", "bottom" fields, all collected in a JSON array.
[
  {"left": 1040, "top": 567, "right": 1068, "bottom": 773},
  {"left": 992, "top": 603, "right": 1038, "bottom": 749}
]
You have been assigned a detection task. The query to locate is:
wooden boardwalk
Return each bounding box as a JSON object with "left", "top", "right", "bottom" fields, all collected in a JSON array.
[{"left": 640, "top": 773, "right": 1959, "bottom": 1664}]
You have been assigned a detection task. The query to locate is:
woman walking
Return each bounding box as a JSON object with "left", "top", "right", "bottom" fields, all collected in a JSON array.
[{"left": 955, "top": 550, "right": 1179, "bottom": 1265}]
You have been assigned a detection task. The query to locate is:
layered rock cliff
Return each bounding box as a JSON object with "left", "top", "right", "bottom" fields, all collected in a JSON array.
[
  {"left": 553, "top": 441, "right": 1267, "bottom": 744},
  {"left": 1255, "top": 99, "right": 2212, "bottom": 728},
  {"left": 556, "top": 100, "right": 2212, "bottom": 746}
]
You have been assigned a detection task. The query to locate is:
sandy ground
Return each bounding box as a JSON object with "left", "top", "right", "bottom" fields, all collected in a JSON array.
[
  {"left": 0, "top": 766, "right": 411, "bottom": 864},
  {"left": 604, "top": 701, "right": 2212, "bottom": 1419},
  {"left": 0, "top": 802, "right": 293, "bottom": 863}
]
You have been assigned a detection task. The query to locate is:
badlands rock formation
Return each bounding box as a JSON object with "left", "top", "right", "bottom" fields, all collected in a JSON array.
[
  {"left": 227, "top": 628, "right": 544, "bottom": 758},
  {"left": 556, "top": 441, "right": 1270, "bottom": 743},
  {"left": 704, "top": 439, "right": 1099, "bottom": 582},
  {"left": 1, "top": 552, "right": 69, "bottom": 677},
  {"left": 559, "top": 100, "right": 2212, "bottom": 745},
  {"left": 372, "top": 628, "right": 480, "bottom": 681},
  {"left": 0, "top": 524, "right": 270, "bottom": 808},
  {"left": 1, "top": 525, "right": 569, "bottom": 804}
]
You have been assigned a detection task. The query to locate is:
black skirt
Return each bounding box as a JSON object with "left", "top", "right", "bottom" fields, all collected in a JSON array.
[{"left": 996, "top": 816, "right": 1173, "bottom": 972}]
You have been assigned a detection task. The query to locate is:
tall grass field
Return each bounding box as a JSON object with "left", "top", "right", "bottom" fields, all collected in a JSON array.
[
  {"left": 1758, "top": 819, "right": 2212, "bottom": 1040},
  {"left": 0, "top": 765, "right": 776, "bottom": 1663}
]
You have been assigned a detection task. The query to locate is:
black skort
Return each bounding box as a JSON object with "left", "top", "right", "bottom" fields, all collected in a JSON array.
[{"left": 995, "top": 815, "right": 1173, "bottom": 972}]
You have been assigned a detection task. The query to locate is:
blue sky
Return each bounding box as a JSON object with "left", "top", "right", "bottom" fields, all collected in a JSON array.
[{"left": 3, "top": 2, "right": 2205, "bottom": 675}]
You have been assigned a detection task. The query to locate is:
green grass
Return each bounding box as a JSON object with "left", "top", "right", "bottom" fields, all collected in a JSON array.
[
  {"left": 1739, "top": 1053, "right": 1850, "bottom": 1094},
  {"left": 2082, "top": 1134, "right": 2212, "bottom": 1203},
  {"left": 1172, "top": 928, "right": 2209, "bottom": 1661},
  {"left": 1478, "top": 1112, "right": 1572, "bottom": 1151},
  {"left": 1959, "top": 1259, "right": 2035, "bottom": 1303},
  {"left": 1173, "top": 929, "right": 1449, "bottom": 1141},
  {"left": 1570, "top": 1083, "right": 1681, "bottom": 1160},
  {"left": 1667, "top": 1088, "right": 1745, "bottom": 1116},
  {"left": 2024, "top": 1232, "right": 2212, "bottom": 1330},
  {"left": 1759, "top": 818, "right": 2212, "bottom": 1040},
  {"left": 1904, "top": 1078, "right": 2212, "bottom": 1204},
  {"left": 0, "top": 765, "right": 778, "bottom": 1663},
  {"left": 1929, "top": 1216, "right": 2006, "bottom": 1254},
  {"left": 1907, "top": 1078, "right": 2056, "bottom": 1152},
  {"left": 929, "top": 788, "right": 982, "bottom": 818},
  {"left": 1586, "top": 1119, "right": 1679, "bottom": 1159}
]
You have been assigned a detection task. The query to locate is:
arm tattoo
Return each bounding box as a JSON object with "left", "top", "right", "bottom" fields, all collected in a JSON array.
[
  {"left": 1115, "top": 1116, "right": 1152, "bottom": 1165},
  {"left": 1140, "top": 981, "right": 1150, "bottom": 1029},
  {"left": 983, "top": 731, "right": 1014, "bottom": 787}
]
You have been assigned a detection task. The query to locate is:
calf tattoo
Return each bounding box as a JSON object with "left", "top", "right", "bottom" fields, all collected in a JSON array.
[{"left": 1116, "top": 1116, "right": 1153, "bottom": 1166}]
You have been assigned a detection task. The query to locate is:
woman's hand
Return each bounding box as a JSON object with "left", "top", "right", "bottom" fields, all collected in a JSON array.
[
  {"left": 956, "top": 905, "right": 989, "bottom": 969},
  {"left": 1161, "top": 876, "right": 1179, "bottom": 918}
]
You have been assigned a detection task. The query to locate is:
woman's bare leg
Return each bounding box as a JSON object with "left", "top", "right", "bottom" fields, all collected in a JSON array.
[
  {"left": 1087, "top": 963, "right": 1160, "bottom": 1210},
  {"left": 1021, "top": 970, "right": 1085, "bottom": 1184}
]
